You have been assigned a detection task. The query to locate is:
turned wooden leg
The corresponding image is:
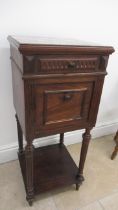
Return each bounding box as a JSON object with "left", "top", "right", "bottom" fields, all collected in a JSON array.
[
  {"left": 60, "top": 133, "right": 64, "bottom": 145},
  {"left": 15, "top": 114, "right": 23, "bottom": 154},
  {"left": 76, "top": 128, "right": 92, "bottom": 190},
  {"left": 111, "top": 131, "right": 118, "bottom": 160},
  {"left": 25, "top": 142, "right": 34, "bottom": 206}
]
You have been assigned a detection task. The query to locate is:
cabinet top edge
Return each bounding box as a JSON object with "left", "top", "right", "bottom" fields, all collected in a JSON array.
[{"left": 7, "top": 35, "right": 115, "bottom": 55}]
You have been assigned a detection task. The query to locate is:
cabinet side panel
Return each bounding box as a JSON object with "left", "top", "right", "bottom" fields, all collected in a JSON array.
[
  {"left": 88, "top": 76, "right": 105, "bottom": 126},
  {"left": 10, "top": 45, "right": 23, "bottom": 72},
  {"left": 11, "top": 60, "right": 26, "bottom": 136}
]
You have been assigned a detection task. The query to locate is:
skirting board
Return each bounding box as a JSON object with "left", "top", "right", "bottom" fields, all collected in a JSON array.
[{"left": 0, "top": 121, "right": 118, "bottom": 164}]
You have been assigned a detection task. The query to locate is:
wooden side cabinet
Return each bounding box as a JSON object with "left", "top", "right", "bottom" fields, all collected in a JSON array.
[{"left": 8, "top": 36, "right": 114, "bottom": 206}]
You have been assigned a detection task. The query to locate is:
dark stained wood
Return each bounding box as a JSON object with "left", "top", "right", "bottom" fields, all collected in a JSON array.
[
  {"left": 15, "top": 114, "right": 23, "bottom": 154},
  {"left": 11, "top": 59, "right": 26, "bottom": 135},
  {"left": 25, "top": 142, "right": 34, "bottom": 206},
  {"left": 76, "top": 128, "right": 92, "bottom": 190},
  {"left": 18, "top": 144, "right": 81, "bottom": 195},
  {"left": 34, "top": 81, "right": 93, "bottom": 136},
  {"left": 111, "top": 130, "right": 118, "bottom": 160},
  {"left": 42, "top": 84, "right": 92, "bottom": 124},
  {"left": 23, "top": 55, "right": 101, "bottom": 75},
  {"left": 60, "top": 133, "right": 64, "bottom": 145},
  {"left": 8, "top": 35, "right": 114, "bottom": 205}
]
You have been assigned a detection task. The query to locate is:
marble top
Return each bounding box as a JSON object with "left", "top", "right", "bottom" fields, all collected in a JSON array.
[{"left": 10, "top": 35, "right": 102, "bottom": 47}]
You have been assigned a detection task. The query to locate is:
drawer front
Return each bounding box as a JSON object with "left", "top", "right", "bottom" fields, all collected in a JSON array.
[
  {"left": 24, "top": 55, "right": 100, "bottom": 74},
  {"left": 39, "top": 56, "right": 99, "bottom": 74},
  {"left": 34, "top": 81, "right": 94, "bottom": 136}
]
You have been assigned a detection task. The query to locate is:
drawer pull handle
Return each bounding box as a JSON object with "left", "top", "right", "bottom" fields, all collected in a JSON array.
[
  {"left": 68, "top": 62, "right": 76, "bottom": 69},
  {"left": 63, "top": 94, "right": 72, "bottom": 101}
]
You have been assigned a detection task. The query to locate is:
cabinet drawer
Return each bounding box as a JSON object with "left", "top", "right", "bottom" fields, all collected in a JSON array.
[{"left": 24, "top": 55, "right": 100, "bottom": 74}]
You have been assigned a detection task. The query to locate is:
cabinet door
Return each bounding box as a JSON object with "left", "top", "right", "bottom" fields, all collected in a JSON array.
[{"left": 34, "top": 81, "right": 94, "bottom": 137}]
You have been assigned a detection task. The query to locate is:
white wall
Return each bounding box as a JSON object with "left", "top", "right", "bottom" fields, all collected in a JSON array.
[{"left": 0, "top": 0, "right": 118, "bottom": 163}]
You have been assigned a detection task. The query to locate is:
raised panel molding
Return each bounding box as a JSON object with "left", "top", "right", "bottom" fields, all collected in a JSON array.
[{"left": 43, "top": 89, "right": 87, "bottom": 125}]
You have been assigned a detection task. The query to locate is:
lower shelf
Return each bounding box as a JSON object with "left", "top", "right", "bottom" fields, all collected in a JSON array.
[{"left": 18, "top": 144, "right": 79, "bottom": 195}]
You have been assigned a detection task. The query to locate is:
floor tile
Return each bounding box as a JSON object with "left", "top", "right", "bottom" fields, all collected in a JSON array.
[
  {"left": 0, "top": 160, "right": 35, "bottom": 210},
  {"left": 34, "top": 193, "right": 57, "bottom": 210},
  {"left": 78, "top": 201, "right": 103, "bottom": 210},
  {"left": 0, "top": 181, "right": 35, "bottom": 210},
  {"left": 0, "top": 160, "right": 21, "bottom": 186},
  {"left": 0, "top": 161, "right": 57, "bottom": 210},
  {"left": 99, "top": 192, "right": 118, "bottom": 210}
]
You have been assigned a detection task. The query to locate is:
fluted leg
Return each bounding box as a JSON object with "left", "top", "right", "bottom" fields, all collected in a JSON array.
[
  {"left": 25, "top": 142, "right": 34, "bottom": 206},
  {"left": 15, "top": 114, "right": 23, "bottom": 154},
  {"left": 76, "top": 128, "right": 92, "bottom": 190},
  {"left": 60, "top": 133, "right": 64, "bottom": 145}
]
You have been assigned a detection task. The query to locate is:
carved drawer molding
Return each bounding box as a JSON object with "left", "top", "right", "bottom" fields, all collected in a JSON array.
[{"left": 24, "top": 56, "right": 100, "bottom": 74}]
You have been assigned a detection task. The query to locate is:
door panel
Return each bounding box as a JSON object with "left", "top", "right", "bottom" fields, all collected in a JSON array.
[
  {"left": 35, "top": 81, "right": 94, "bottom": 134},
  {"left": 43, "top": 88, "right": 87, "bottom": 124}
]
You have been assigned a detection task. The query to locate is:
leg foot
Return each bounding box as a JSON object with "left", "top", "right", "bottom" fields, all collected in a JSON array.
[
  {"left": 29, "top": 200, "right": 33, "bottom": 206},
  {"left": 26, "top": 196, "right": 34, "bottom": 206},
  {"left": 76, "top": 183, "right": 80, "bottom": 191},
  {"left": 111, "top": 147, "right": 118, "bottom": 160},
  {"left": 76, "top": 174, "right": 85, "bottom": 190}
]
